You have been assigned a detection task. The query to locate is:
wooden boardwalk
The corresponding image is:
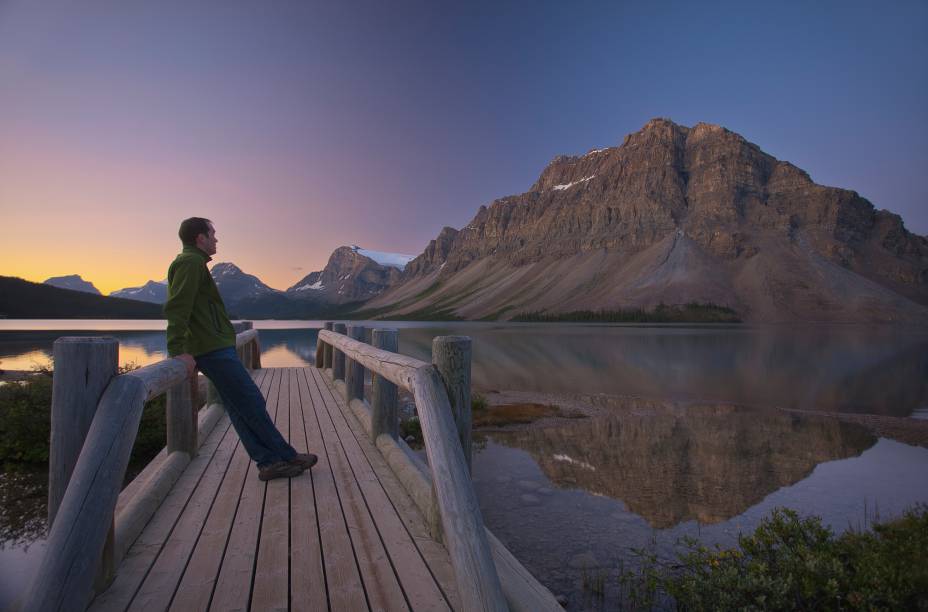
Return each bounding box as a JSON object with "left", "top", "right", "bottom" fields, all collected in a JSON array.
[{"left": 90, "top": 367, "right": 461, "bottom": 611}]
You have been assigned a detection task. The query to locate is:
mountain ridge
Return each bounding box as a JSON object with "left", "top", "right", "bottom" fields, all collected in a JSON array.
[{"left": 361, "top": 118, "right": 928, "bottom": 322}]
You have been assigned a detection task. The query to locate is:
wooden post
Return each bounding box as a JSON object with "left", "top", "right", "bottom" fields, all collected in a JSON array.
[
  {"left": 432, "top": 336, "right": 473, "bottom": 472},
  {"left": 332, "top": 323, "right": 347, "bottom": 380},
  {"left": 371, "top": 329, "right": 399, "bottom": 440},
  {"left": 166, "top": 374, "right": 199, "bottom": 456},
  {"left": 345, "top": 325, "right": 366, "bottom": 402},
  {"left": 323, "top": 322, "right": 334, "bottom": 370},
  {"left": 232, "top": 321, "right": 253, "bottom": 333},
  {"left": 49, "top": 337, "right": 118, "bottom": 526},
  {"left": 315, "top": 330, "right": 324, "bottom": 368}
]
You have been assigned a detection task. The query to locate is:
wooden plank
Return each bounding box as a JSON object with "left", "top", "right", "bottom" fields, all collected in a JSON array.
[
  {"left": 168, "top": 369, "right": 274, "bottom": 611},
  {"left": 303, "top": 369, "right": 409, "bottom": 612},
  {"left": 127, "top": 407, "right": 242, "bottom": 609},
  {"left": 209, "top": 368, "right": 283, "bottom": 611},
  {"left": 88, "top": 410, "right": 238, "bottom": 612},
  {"left": 250, "top": 368, "right": 293, "bottom": 610},
  {"left": 289, "top": 368, "right": 327, "bottom": 611},
  {"left": 311, "top": 367, "right": 454, "bottom": 611},
  {"left": 294, "top": 367, "right": 368, "bottom": 611}
]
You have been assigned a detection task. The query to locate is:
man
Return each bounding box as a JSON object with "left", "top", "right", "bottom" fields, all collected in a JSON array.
[{"left": 164, "top": 217, "right": 316, "bottom": 481}]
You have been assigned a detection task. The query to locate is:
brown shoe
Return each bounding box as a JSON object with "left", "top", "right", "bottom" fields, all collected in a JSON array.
[
  {"left": 258, "top": 461, "right": 304, "bottom": 481},
  {"left": 290, "top": 453, "right": 318, "bottom": 470}
]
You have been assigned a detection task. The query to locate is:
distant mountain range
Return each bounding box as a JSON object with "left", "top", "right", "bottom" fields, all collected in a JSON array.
[
  {"left": 2, "top": 276, "right": 162, "bottom": 318},
  {"left": 17, "top": 119, "right": 928, "bottom": 322},
  {"left": 44, "top": 274, "right": 101, "bottom": 295},
  {"left": 110, "top": 280, "right": 167, "bottom": 303}
]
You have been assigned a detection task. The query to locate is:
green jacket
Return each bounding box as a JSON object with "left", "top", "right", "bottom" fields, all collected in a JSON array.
[{"left": 164, "top": 246, "right": 236, "bottom": 357}]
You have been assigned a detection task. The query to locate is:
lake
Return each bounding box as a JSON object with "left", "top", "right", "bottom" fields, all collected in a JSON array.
[{"left": 2, "top": 320, "right": 927, "bottom": 609}]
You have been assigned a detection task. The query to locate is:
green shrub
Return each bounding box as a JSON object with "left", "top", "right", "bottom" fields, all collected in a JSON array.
[
  {"left": 472, "top": 392, "right": 488, "bottom": 413},
  {"left": 400, "top": 415, "right": 422, "bottom": 447},
  {"left": 620, "top": 506, "right": 928, "bottom": 611},
  {"left": 0, "top": 367, "right": 171, "bottom": 470}
]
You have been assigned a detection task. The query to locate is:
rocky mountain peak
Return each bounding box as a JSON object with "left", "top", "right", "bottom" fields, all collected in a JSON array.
[
  {"left": 286, "top": 245, "right": 404, "bottom": 304},
  {"left": 363, "top": 118, "right": 928, "bottom": 322}
]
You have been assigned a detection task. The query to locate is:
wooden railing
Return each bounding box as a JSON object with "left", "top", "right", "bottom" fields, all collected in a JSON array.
[
  {"left": 22, "top": 324, "right": 261, "bottom": 612},
  {"left": 316, "top": 325, "right": 561, "bottom": 612}
]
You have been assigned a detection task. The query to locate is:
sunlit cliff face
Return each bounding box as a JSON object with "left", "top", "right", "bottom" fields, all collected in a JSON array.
[{"left": 490, "top": 401, "right": 876, "bottom": 529}]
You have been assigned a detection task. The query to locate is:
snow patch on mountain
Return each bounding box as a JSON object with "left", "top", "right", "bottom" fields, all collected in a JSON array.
[
  {"left": 351, "top": 245, "right": 415, "bottom": 270},
  {"left": 552, "top": 175, "right": 595, "bottom": 191}
]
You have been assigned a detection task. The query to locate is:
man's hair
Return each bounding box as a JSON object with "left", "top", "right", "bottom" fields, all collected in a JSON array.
[{"left": 178, "top": 217, "right": 212, "bottom": 246}]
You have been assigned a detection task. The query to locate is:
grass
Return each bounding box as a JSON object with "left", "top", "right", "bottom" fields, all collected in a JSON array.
[{"left": 471, "top": 392, "right": 583, "bottom": 427}]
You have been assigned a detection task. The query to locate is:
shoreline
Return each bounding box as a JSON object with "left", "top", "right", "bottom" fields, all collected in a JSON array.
[{"left": 476, "top": 389, "right": 928, "bottom": 448}]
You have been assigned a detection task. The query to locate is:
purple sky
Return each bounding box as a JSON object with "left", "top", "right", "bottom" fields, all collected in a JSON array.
[{"left": 1, "top": 0, "right": 926, "bottom": 293}]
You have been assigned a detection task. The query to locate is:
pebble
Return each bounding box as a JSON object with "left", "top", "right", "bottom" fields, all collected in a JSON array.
[
  {"left": 517, "top": 479, "right": 540, "bottom": 490},
  {"left": 567, "top": 551, "right": 598, "bottom": 569},
  {"left": 520, "top": 494, "right": 541, "bottom": 505}
]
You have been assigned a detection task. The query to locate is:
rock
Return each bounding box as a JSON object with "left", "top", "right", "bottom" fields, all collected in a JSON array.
[
  {"left": 520, "top": 494, "right": 540, "bottom": 504},
  {"left": 404, "top": 435, "right": 416, "bottom": 444},
  {"left": 362, "top": 118, "right": 928, "bottom": 323},
  {"left": 555, "top": 594, "right": 568, "bottom": 606},
  {"left": 536, "top": 487, "right": 553, "bottom": 495},
  {"left": 517, "top": 479, "right": 541, "bottom": 490},
  {"left": 567, "top": 551, "right": 598, "bottom": 569},
  {"left": 286, "top": 245, "right": 405, "bottom": 304}
]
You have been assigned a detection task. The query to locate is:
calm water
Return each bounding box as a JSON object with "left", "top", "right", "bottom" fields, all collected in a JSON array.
[{"left": 1, "top": 320, "right": 927, "bottom": 609}]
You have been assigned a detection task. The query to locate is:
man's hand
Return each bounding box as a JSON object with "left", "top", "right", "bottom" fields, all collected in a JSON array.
[{"left": 175, "top": 353, "right": 197, "bottom": 377}]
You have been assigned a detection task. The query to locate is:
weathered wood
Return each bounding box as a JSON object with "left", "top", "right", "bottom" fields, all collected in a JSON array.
[
  {"left": 287, "top": 367, "right": 327, "bottom": 611},
  {"left": 348, "top": 397, "right": 373, "bottom": 438},
  {"left": 319, "top": 329, "right": 425, "bottom": 391},
  {"left": 113, "top": 450, "right": 191, "bottom": 563},
  {"left": 331, "top": 322, "right": 347, "bottom": 380},
  {"left": 345, "top": 325, "right": 366, "bottom": 403},
  {"left": 114, "top": 401, "right": 223, "bottom": 520},
  {"left": 48, "top": 337, "right": 118, "bottom": 527},
  {"left": 307, "top": 368, "right": 409, "bottom": 611},
  {"left": 210, "top": 370, "right": 282, "bottom": 610},
  {"left": 166, "top": 372, "right": 271, "bottom": 612},
  {"left": 251, "top": 368, "right": 292, "bottom": 610},
  {"left": 376, "top": 434, "right": 442, "bottom": 539},
  {"left": 313, "top": 367, "right": 455, "bottom": 610},
  {"left": 123, "top": 359, "right": 188, "bottom": 402},
  {"left": 296, "top": 368, "right": 368, "bottom": 610},
  {"left": 89, "top": 420, "right": 236, "bottom": 611},
  {"left": 24, "top": 375, "right": 147, "bottom": 612},
  {"left": 412, "top": 366, "right": 507, "bottom": 612},
  {"left": 323, "top": 321, "right": 334, "bottom": 369},
  {"left": 371, "top": 328, "right": 400, "bottom": 440},
  {"left": 231, "top": 321, "right": 253, "bottom": 333},
  {"left": 432, "top": 336, "right": 473, "bottom": 471},
  {"left": 315, "top": 331, "right": 324, "bottom": 367},
  {"left": 166, "top": 374, "right": 198, "bottom": 456}
]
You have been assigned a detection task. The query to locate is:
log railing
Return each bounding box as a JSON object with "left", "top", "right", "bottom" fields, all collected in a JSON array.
[
  {"left": 316, "top": 326, "right": 561, "bottom": 612},
  {"left": 22, "top": 324, "right": 261, "bottom": 612}
]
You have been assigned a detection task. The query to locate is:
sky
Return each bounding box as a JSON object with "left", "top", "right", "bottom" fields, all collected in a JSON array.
[{"left": 1, "top": 0, "right": 926, "bottom": 294}]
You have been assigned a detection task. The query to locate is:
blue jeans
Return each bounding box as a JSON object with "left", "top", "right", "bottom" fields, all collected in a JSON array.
[{"left": 195, "top": 346, "right": 296, "bottom": 467}]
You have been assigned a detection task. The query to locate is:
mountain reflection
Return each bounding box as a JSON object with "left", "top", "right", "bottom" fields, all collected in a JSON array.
[
  {"left": 398, "top": 324, "right": 928, "bottom": 416},
  {"left": 489, "top": 403, "right": 877, "bottom": 528}
]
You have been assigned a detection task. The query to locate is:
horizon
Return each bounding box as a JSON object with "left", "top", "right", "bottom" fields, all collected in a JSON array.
[{"left": 2, "top": 1, "right": 926, "bottom": 294}]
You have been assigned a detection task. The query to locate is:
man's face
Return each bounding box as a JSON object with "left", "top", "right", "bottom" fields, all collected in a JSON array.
[{"left": 197, "top": 223, "right": 218, "bottom": 256}]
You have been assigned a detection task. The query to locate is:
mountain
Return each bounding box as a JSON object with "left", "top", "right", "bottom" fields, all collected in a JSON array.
[
  {"left": 210, "top": 262, "right": 279, "bottom": 304},
  {"left": 0, "top": 276, "right": 162, "bottom": 318},
  {"left": 286, "top": 245, "right": 411, "bottom": 304},
  {"left": 110, "top": 280, "right": 167, "bottom": 304},
  {"left": 43, "top": 274, "right": 101, "bottom": 295},
  {"left": 492, "top": 403, "right": 875, "bottom": 528},
  {"left": 362, "top": 119, "right": 928, "bottom": 323}
]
